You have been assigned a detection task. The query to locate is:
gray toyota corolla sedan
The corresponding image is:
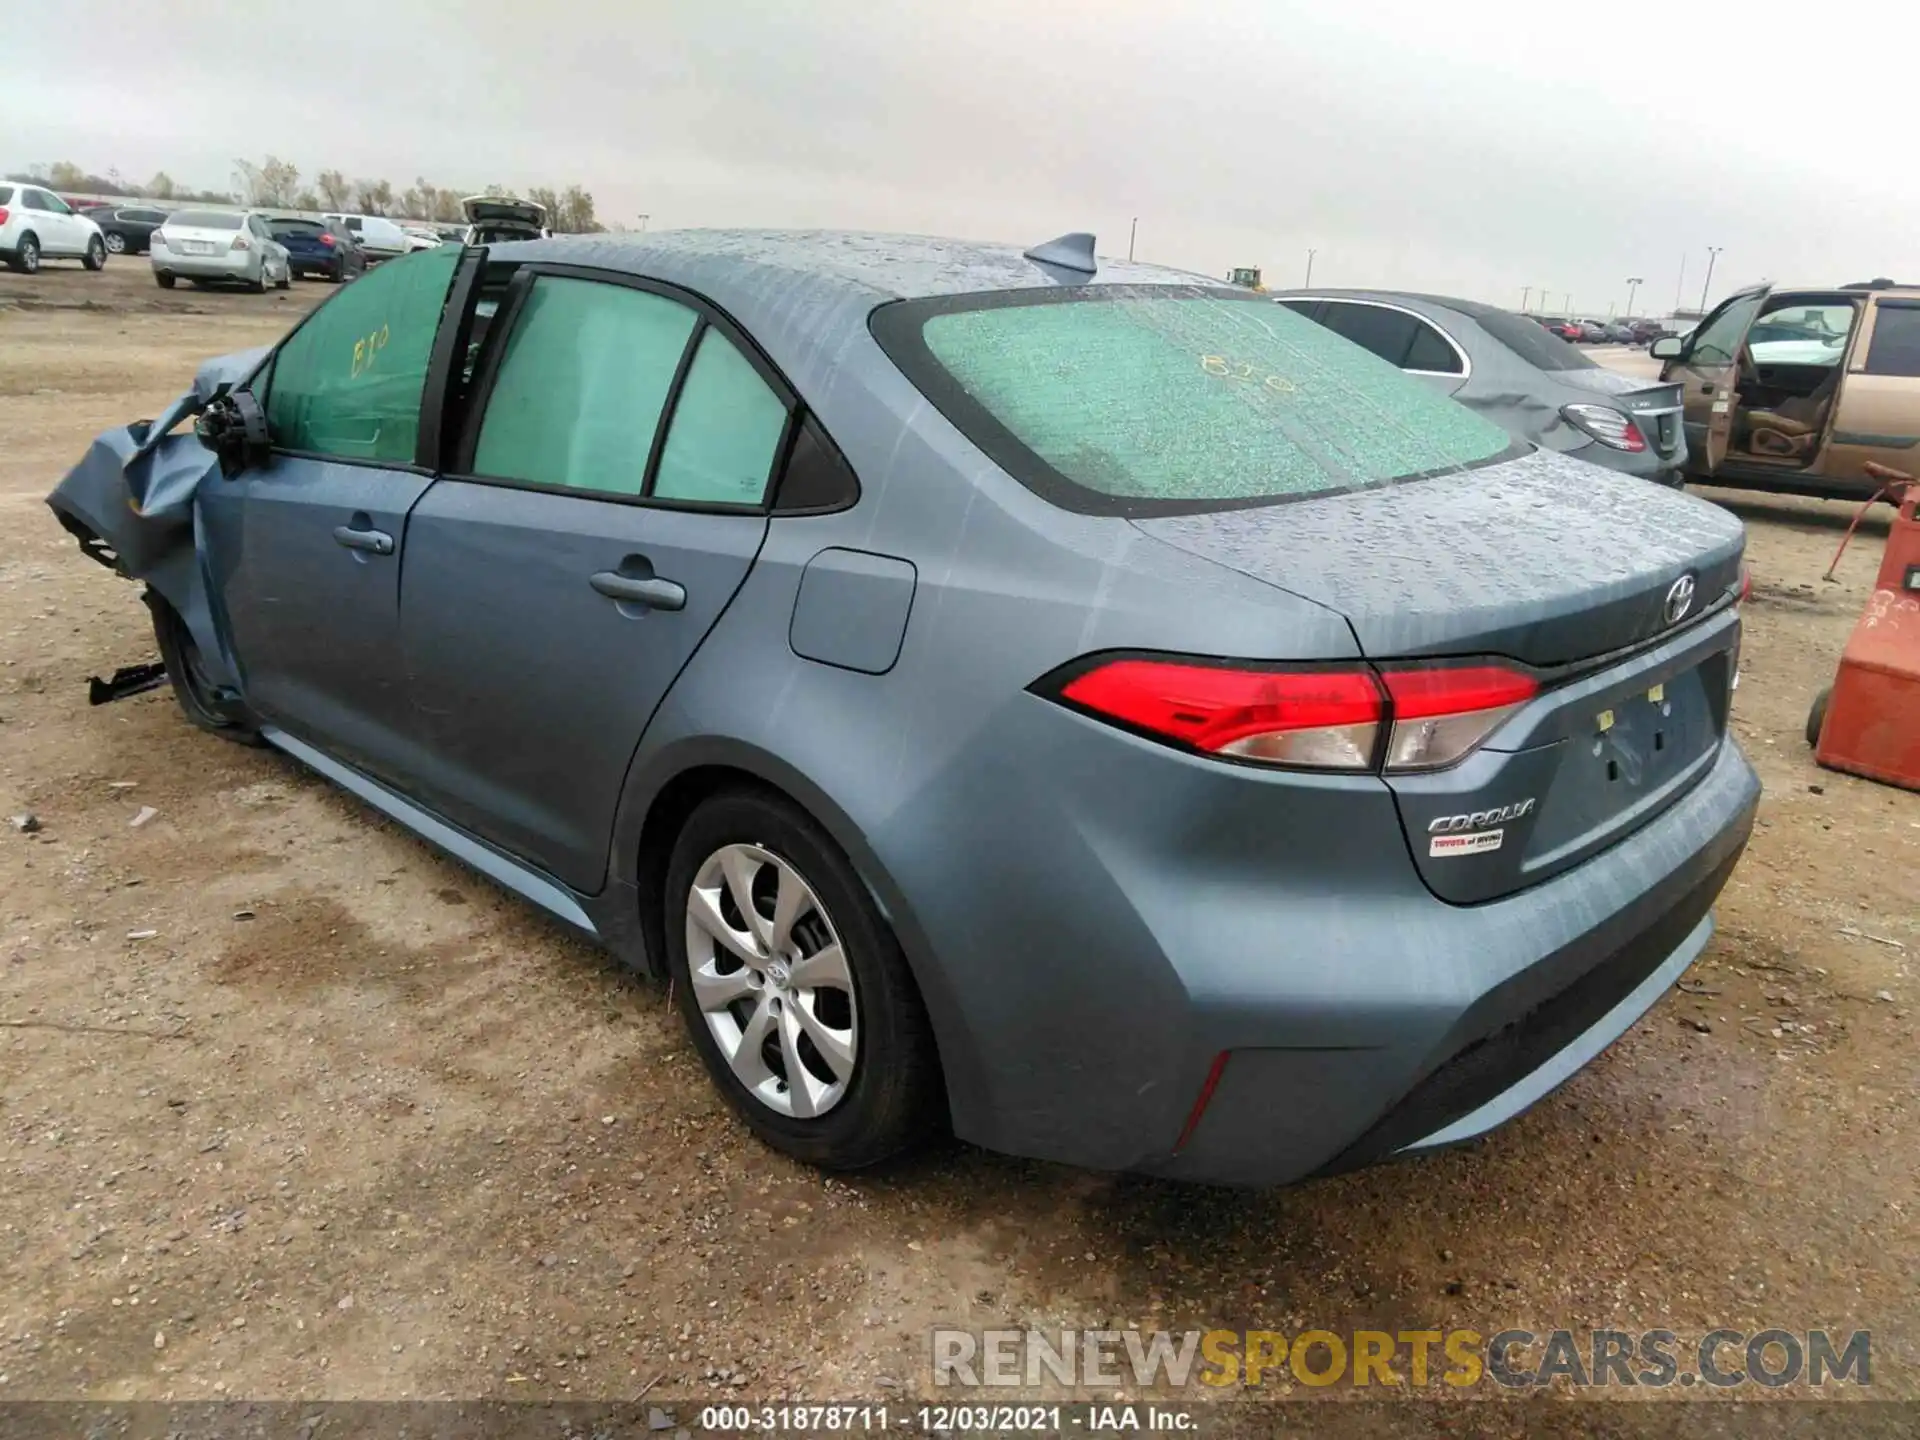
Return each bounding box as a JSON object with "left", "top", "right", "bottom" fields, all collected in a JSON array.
[{"left": 48, "top": 230, "right": 1760, "bottom": 1187}]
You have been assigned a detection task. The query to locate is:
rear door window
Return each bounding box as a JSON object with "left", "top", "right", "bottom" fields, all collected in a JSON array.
[
  {"left": 651, "top": 327, "right": 790, "bottom": 504},
  {"left": 258, "top": 245, "right": 462, "bottom": 462},
  {"left": 0, "top": 186, "right": 13, "bottom": 206},
  {"left": 470, "top": 276, "right": 697, "bottom": 496},
  {"left": 872, "top": 286, "right": 1516, "bottom": 515},
  {"left": 1864, "top": 304, "right": 1920, "bottom": 378},
  {"left": 1314, "top": 301, "right": 1422, "bottom": 367}
]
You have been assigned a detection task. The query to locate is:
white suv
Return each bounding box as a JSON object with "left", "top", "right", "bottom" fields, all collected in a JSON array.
[{"left": 0, "top": 183, "right": 107, "bottom": 274}]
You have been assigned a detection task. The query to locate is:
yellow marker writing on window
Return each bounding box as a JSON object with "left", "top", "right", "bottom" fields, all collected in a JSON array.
[
  {"left": 1647, "top": 682, "right": 1665, "bottom": 704},
  {"left": 1596, "top": 708, "right": 1615, "bottom": 733}
]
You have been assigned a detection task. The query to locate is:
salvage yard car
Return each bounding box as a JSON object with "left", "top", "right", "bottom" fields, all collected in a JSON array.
[
  {"left": 1656, "top": 282, "right": 1920, "bottom": 500},
  {"left": 0, "top": 182, "right": 108, "bottom": 273},
  {"left": 1276, "top": 289, "right": 1687, "bottom": 484},
  {"left": 150, "top": 209, "right": 292, "bottom": 292},
  {"left": 48, "top": 231, "right": 1759, "bottom": 1187}
]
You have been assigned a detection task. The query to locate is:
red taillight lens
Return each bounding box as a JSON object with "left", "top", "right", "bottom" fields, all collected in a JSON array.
[
  {"left": 231, "top": 235, "right": 251, "bottom": 251},
  {"left": 1378, "top": 664, "right": 1538, "bottom": 771},
  {"left": 1562, "top": 403, "right": 1647, "bottom": 453},
  {"left": 320, "top": 233, "right": 335, "bottom": 247},
  {"left": 1049, "top": 656, "right": 1538, "bottom": 773},
  {"left": 1058, "top": 659, "right": 1384, "bottom": 770},
  {"left": 1737, "top": 565, "right": 1752, "bottom": 604},
  {"left": 0, "top": 207, "right": 10, "bottom": 227}
]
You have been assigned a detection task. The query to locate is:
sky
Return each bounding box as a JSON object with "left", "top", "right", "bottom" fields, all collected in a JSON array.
[{"left": 5, "top": 0, "right": 1910, "bottom": 316}]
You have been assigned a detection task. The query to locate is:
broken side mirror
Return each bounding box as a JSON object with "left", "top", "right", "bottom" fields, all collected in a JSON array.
[{"left": 193, "top": 385, "right": 272, "bottom": 478}]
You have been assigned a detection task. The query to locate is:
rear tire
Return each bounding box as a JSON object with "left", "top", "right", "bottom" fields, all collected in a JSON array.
[
  {"left": 8, "top": 234, "right": 39, "bottom": 274},
  {"left": 664, "top": 788, "right": 942, "bottom": 1170},
  {"left": 155, "top": 271, "right": 175, "bottom": 289},
  {"left": 82, "top": 236, "right": 106, "bottom": 271},
  {"left": 1805, "top": 687, "right": 1831, "bottom": 749},
  {"left": 148, "top": 594, "right": 265, "bottom": 746},
  {"left": 249, "top": 266, "right": 268, "bottom": 294},
  {"left": 104, "top": 232, "right": 127, "bottom": 254}
]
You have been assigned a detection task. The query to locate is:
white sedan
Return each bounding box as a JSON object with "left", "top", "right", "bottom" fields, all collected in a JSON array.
[{"left": 150, "top": 210, "right": 292, "bottom": 293}]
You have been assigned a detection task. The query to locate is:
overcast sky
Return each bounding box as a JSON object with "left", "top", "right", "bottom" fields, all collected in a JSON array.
[{"left": 7, "top": 0, "right": 1909, "bottom": 315}]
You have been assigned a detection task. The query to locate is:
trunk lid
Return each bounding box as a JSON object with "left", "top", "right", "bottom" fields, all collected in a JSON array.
[
  {"left": 1554, "top": 369, "right": 1687, "bottom": 461},
  {"left": 1134, "top": 449, "right": 1747, "bottom": 902},
  {"left": 158, "top": 221, "right": 244, "bottom": 257},
  {"left": 1133, "top": 448, "right": 1741, "bottom": 667}
]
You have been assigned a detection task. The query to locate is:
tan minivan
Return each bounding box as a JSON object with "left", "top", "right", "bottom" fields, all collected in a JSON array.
[{"left": 1654, "top": 282, "right": 1920, "bottom": 499}]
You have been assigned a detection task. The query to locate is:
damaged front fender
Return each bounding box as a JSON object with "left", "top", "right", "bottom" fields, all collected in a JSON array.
[{"left": 44, "top": 345, "right": 269, "bottom": 692}]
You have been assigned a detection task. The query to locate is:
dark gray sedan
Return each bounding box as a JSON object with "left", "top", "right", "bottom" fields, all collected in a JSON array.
[
  {"left": 49, "top": 232, "right": 1756, "bottom": 1187},
  {"left": 1274, "top": 289, "right": 1687, "bottom": 484}
]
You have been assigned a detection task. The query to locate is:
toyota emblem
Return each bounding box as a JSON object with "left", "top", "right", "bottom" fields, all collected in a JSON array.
[{"left": 1664, "top": 574, "right": 1696, "bottom": 625}]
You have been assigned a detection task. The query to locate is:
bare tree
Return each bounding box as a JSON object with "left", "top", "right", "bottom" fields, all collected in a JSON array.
[
  {"left": 352, "top": 178, "right": 394, "bottom": 215},
  {"left": 146, "top": 171, "right": 177, "bottom": 199},
  {"left": 316, "top": 169, "right": 352, "bottom": 210},
  {"left": 558, "top": 184, "right": 600, "bottom": 233},
  {"left": 292, "top": 188, "right": 321, "bottom": 212}
]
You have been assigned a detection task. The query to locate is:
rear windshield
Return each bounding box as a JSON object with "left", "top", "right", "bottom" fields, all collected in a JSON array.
[
  {"left": 169, "top": 210, "right": 242, "bottom": 230},
  {"left": 1465, "top": 305, "right": 1597, "bottom": 372},
  {"left": 0, "top": 186, "right": 12, "bottom": 206},
  {"left": 270, "top": 219, "right": 324, "bottom": 236},
  {"left": 871, "top": 287, "right": 1518, "bottom": 515}
]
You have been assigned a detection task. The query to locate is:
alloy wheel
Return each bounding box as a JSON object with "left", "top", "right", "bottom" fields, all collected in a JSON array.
[
  {"left": 105, "top": 233, "right": 127, "bottom": 253},
  {"left": 684, "top": 843, "right": 858, "bottom": 1119}
]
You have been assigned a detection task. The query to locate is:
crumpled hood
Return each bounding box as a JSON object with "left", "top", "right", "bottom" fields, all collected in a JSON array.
[{"left": 1132, "top": 447, "right": 1745, "bottom": 667}]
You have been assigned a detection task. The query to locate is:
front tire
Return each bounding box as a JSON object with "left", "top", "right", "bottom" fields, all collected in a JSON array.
[
  {"left": 664, "top": 788, "right": 941, "bottom": 1170},
  {"left": 148, "top": 594, "right": 264, "bottom": 746},
  {"left": 83, "top": 236, "right": 106, "bottom": 271},
  {"left": 104, "top": 232, "right": 127, "bottom": 254}
]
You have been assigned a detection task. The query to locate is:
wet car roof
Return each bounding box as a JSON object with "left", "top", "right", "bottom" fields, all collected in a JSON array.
[{"left": 490, "top": 228, "right": 1211, "bottom": 303}]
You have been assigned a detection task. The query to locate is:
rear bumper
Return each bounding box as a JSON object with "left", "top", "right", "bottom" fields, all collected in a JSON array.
[
  {"left": 1143, "top": 737, "right": 1758, "bottom": 1186},
  {"left": 151, "top": 252, "right": 253, "bottom": 280}
]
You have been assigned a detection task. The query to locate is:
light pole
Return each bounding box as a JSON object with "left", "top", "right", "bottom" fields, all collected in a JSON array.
[
  {"left": 1625, "top": 276, "right": 1643, "bottom": 318},
  {"left": 1521, "top": 285, "right": 1532, "bottom": 312},
  {"left": 1128, "top": 217, "right": 1137, "bottom": 261},
  {"left": 1675, "top": 253, "right": 1687, "bottom": 314},
  {"left": 637, "top": 213, "right": 650, "bottom": 232},
  {"left": 1305, "top": 248, "right": 1317, "bottom": 287},
  {"left": 1563, "top": 292, "right": 1573, "bottom": 315},
  {"left": 1699, "top": 247, "right": 1722, "bottom": 312}
]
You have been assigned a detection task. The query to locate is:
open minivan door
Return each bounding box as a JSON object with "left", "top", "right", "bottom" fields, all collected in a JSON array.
[
  {"left": 1657, "top": 285, "right": 1769, "bottom": 473},
  {"left": 1816, "top": 294, "right": 1920, "bottom": 491}
]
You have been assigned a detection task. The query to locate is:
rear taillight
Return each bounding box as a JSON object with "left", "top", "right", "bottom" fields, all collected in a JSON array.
[
  {"left": 1737, "top": 565, "right": 1752, "bottom": 604},
  {"left": 1378, "top": 664, "right": 1539, "bottom": 771},
  {"left": 0, "top": 207, "right": 9, "bottom": 227},
  {"left": 1562, "top": 403, "right": 1647, "bottom": 453},
  {"left": 319, "top": 233, "right": 335, "bottom": 247},
  {"left": 231, "top": 235, "right": 251, "bottom": 251},
  {"left": 1046, "top": 657, "right": 1538, "bottom": 773},
  {"left": 1058, "top": 659, "right": 1383, "bottom": 770}
]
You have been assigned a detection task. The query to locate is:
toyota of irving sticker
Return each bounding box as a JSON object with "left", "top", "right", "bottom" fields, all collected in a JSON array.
[{"left": 1427, "top": 798, "right": 1536, "bottom": 859}]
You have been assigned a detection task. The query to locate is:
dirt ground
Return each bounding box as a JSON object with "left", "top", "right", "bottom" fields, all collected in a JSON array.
[{"left": 2, "top": 262, "right": 1916, "bottom": 1421}]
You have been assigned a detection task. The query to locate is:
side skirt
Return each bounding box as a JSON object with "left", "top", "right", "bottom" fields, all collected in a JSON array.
[{"left": 261, "top": 727, "right": 601, "bottom": 939}]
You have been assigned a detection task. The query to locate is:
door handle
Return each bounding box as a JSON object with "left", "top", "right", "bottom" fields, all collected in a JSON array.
[
  {"left": 590, "top": 571, "right": 686, "bottom": 611},
  {"left": 332, "top": 525, "right": 394, "bottom": 555}
]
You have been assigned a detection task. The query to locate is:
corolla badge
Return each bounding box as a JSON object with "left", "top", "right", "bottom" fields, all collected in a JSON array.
[{"left": 1664, "top": 574, "right": 1697, "bottom": 625}]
